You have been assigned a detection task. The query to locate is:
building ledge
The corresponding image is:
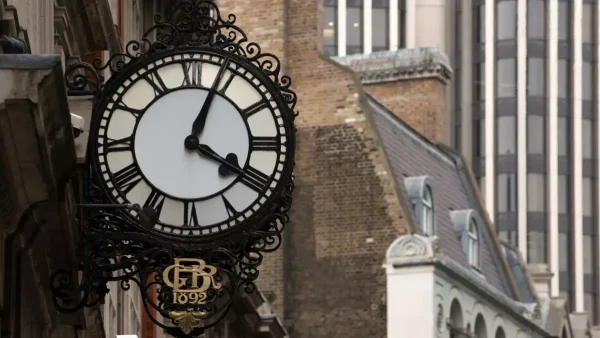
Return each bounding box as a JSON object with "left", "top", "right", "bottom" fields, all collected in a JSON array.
[{"left": 333, "top": 47, "right": 453, "bottom": 85}]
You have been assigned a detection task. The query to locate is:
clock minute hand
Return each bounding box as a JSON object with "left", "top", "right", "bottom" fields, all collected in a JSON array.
[{"left": 191, "top": 58, "right": 230, "bottom": 136}]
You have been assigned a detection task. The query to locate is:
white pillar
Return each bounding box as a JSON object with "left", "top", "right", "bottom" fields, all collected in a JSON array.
[
  {"left": 390, "top": 0, "right": 399, "bottom": 50},
  {"left": 517, "top": 0, "right": 528, "bottom": 256},
  {"left": 338, "top": 0, "right": 347, "bottom": 56},
  {"left": 573, "top": 0, "right": 584, "bottom": 313},
  {"left": 364, "top": 0, "right": 372, "bottom": 54},
  {"left": 484, "top": 0, "right": 496, "bottom": 218},
  {"left": 405, "top": 0, "right": 416, "bottom": 48}
]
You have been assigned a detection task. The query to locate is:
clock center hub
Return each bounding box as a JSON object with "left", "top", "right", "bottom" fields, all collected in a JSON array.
[{"left": 134, "top": 88, "right": 250, "bottom": 200}]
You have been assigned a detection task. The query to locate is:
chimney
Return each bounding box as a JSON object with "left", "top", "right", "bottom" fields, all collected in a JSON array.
[{"left": 334, "top": 47, "right": 452, "bottom": 144}]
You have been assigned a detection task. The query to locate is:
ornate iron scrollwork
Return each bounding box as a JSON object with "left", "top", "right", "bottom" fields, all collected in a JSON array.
[{"left": 53, "top": 1, "right": 297, "bottom": 337}]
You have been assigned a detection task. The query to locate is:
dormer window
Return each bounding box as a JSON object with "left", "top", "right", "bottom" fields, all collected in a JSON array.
[
  {"left": 404, "top": 176, "right": 435, "bottom": 236},
  {"left": 449, "top": 209, "right": 482, "bottom": 269},
  {"left": 468, "top": 218, "right": 480, "bottom": 267}
]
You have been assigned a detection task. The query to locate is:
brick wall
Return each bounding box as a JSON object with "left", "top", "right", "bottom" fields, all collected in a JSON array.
[
  {"left": 365, "top": 78, "right": 448, "bottom": 145},
  {"left": 215, "top": 1, "right": 445, "bottom": 337}
]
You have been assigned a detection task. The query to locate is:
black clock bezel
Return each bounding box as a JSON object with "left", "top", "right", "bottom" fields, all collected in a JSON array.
[{"left": 88, "top": 46, "right": 296, "bottom": 246}]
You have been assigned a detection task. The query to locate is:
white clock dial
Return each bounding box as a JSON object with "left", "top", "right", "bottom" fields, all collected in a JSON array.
[{"left": 94, "top": 52, "right": 289, "bottom": 237}]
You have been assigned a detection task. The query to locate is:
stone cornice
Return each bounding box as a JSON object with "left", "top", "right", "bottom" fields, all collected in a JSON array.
[{"left": 333, "top": 47, "right": 453, "bottom": 85}]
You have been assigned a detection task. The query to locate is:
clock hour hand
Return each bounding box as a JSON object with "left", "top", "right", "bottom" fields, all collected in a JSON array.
[
  {"left": 191, "top": 58, "right": 230, "bottom": 136},
  {"left": 196, "top": 144, "right": 241, "bottom": 176}
]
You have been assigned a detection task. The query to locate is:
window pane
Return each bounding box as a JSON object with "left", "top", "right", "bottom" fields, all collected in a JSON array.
[
  {"left": 558, "top": 59, "right": 568, "bottom": 99},
  {"left": 584, "top": 235, "right": 594, "bottom": 273},
  {"left": 558, "top": 175, "right": 569, "bottom": 214},
  {"left": 479, "top": 176, "right": 486, "bottom": 203},
  {"left": 527, "top": 58, "right": 545, "bottom": 96},
  {"left": 527, "top": 173, "right": 546, "bottom": 212},
  {"left": 497, "top": 1, "right": 517, "bottom": 40},
  {"left": 497, "top": 173, "right": 517, "bottom": 212},
  {"left": 585, "top": 293, "right": 595, "bottom": 323},
  {"left": 583, "top": 3, "right": 594, "bottom": 43},
  {"left": 527, "top": 115, "right": 544, "bottom": 154},
  {"left": 372, "top": 6, "right": 389, "bottom": 51},
  {"left": 497, "top": 59, "right": 516, "bottom": 97},
  {"left": 323, "top": 5, "right": 337, "bottom": 56},
  {"left": 456, "top": 11, "right": 462, "bottom": 50},
  {"left": 583, "top": 119, "right": 593, "bottom": 159},
  {"left": 346, "top": 5, "right": 363, "bottom": 55},
  {"left": 499, "top": 230, "right": 518, "bottom": 247},
  {"left": 583, "top": 62, "right": 593, "bottom": 101},
  {"left": 528, "top": 230, "right": 547, "bottom": 263},
  {"left": 398, "top": 8, "right": 406, "bottom": 48},
  {"left": 474, "top": 5, "right": 486, "bottom": 44},
  {"left": 527, "top": 0, "right": 546, "bottom": 39},
  {"left": 474, "top": 62, "right": 486, "bottom": 101},
  {"left": 497, "top": 116, "right": 516, "bottom": 155},
  {"left": 475, "top": 118, "right": 486, "bottom": 158},
  {"left": 583, "top": 177, "right": 593, "bottom": 217},
  {"left": 559, "top": 232, "right": 569, "bottom": 272},
  {"left": 558, "top": 117, "right": 568, "bottom": 156},
  {"left": 558, "top": 1, "right": 569, "bottom": 41}
]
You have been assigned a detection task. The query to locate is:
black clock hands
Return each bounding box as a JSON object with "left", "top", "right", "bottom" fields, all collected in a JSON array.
[
  {"left": 190, "top": 58, "right": 230, "bottom": 136},
  {"left": 195, "top": 143, "right": 241, "bottom": 176}
]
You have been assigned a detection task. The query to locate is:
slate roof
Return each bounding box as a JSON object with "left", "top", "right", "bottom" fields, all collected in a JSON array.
[{"left": 366, "top": 95, "right": 518, "bottom": 299}]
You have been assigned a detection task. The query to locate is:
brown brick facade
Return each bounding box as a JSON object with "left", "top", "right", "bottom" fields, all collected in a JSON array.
[
  {"left": 217, "top": 0, "right": 448, "bottom": 336},
  {"left": 365, "top": 78, "right": 448, "bottom": 145}
]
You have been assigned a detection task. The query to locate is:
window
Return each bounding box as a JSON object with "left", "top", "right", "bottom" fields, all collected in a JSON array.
[
  {"left": 527, "top": 173, "right": 546, "bottom": 212},
  {"left": 346, "top": 0, "right": 363, "bottom": 55},
  {"left": 584, "top": 235, "right": 594, "bottom": 273},
  {"left": 558, "top": 117, "right": 568, "bottom": 156},
  {"left": 527, "top": 0, "right": 546, "bottom": 39},
  {"left": 583, "top": 119, "right": 593, "bottom": 159},
  {"left": 495, "top": 327, "right": 506, "bottom": 338},
  {"left": 559, "top": 232, "right": 569, "bottom": 272},
  {"left": 558, "top": 59, "right": 568, "bottom": 99},
  {"left": 528, "top": 230, "right": 547, "bottom": 263},
  {"left": 468, "top": 219, "right": 480, "bottom": 267},
  {"left": 323, "top": 0, "right": 338, "bottom": 56},
  {"left": 558, "top": 175, "right": 569, "bottom": 214},
  {"left": 422, "top": 186, "right": 434, "bottom": 235},
  {"left": 527, "top": 115, "right": 544, "bottom": 154},
  {"left": 404, "top": 177, "right": 435, "bottom": 235},
  {"left": 583, "top": 177, "right": 593, "bottom": 217},
  {"left": 372, "top": 0, "right": 389, "bottom": 52},
  {"left": 558, "top": 1, "right": 569, "bottom": 41},
  {"left": 497, "top": 1, "right": 517, "bottom": 40},
  {"left": 479, "top": 176, "right": 486, "bottom": 202},
  {"left": 474, "top": 4, "right": 486, "bottom": 44},
  {"left": 497, "top": 59, "right": 516, "bottom": 97},
  {"left": 527, "top": 58, "right": 545, "bottom": 96},
  {"left": 474, "top": 315, "right": 487, "bottom": 338},
  {"left": 585, "top": 292, "right": 596, "bottom": 323},
  {"left": 583, "top": 3, "right": 594, "bottom": 43},
  {"left": 497, "top": 116, "right": 516, "bottom": 155},
  {"left": 475, "top": 118, "right": 485, "bottom": 158},
  {"left": 474, "top": 61, "right": 486, "bottom": 101},
  {"left": 398, "top": 0, "right": 406, "bottom": 48},
  {"left": 583, "top": 62, "right": 593, "bottom": 101},
  {"left": 497, "top": 173, "right": 517, "bottom": 212}
]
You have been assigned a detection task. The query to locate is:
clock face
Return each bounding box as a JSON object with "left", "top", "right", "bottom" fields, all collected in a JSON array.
[{"left": 92, "top": 51, "right": 291, "bottom": 237}]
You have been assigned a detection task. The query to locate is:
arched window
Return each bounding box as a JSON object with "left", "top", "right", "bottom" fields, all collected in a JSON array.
[
  {"left": 468, "top": 219, "right": 480, "bottom": 267},
  {"left": 404, "top": 176, "right": 436, "bottom": 236},
  {"left": 448, "top": 299, "right": 464, "bottom": 338},
  {"left": 422, "top": 186, "right": 434, "bottom": 234},
  {"left": 474, "top": 314, "right": 487, "bottom": 338},
  {"left": 495, "top": 327, "right": 506, "bottom": 338}
]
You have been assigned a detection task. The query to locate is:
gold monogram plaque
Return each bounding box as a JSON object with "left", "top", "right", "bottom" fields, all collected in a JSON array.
[{"left": 164, "top": 258, "right": 222, "bottom": 334}]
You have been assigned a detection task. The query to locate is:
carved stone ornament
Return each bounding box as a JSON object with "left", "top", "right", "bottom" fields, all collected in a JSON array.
[{"left": 386, "top": 234, "right": 439, "bottom": 266}]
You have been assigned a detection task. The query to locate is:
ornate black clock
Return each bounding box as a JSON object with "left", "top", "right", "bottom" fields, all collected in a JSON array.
[{"left": 50, "top": 1, "right": 297, "bottom": 337}]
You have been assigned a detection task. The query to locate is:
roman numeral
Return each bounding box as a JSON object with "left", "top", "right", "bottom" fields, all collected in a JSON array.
[
  {"left": 106, "top": 136, "right": 133, "bottom": 153},
  {"left": 115, "top": 102, "right": 142, "bottom": 118},
  {"left": 184, "top": 202, "right": 199, "bottom": 227},
  {"left": 143, "top": 70, "right": 168, "bottom": 96},
  {"left": 239, "top": 166, "right": 271, "bottom": 193},
  {"left": 217, "top": 73, "right": 235, "bottom": 94},
  {"left": 222, "top": 195, "right": 238, "bottom": 219},
  {"left": 251, "top": 136, "right": 279, "bottom": 152},
  {"left": 143, "top": 189, "right": 165, "bottom": 218},
  {"left": 243, "top": 101, "right": 269, "bottom": 118},
  {"left": 112, "top": 164, "right": 142, "bottom": 195},
  {"left": 182, "top": 61, "right": 202, "bottom": 86}
]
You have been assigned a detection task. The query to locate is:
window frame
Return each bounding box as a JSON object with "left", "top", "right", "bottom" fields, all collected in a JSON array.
[
  {"left": 468, "top": 218, "right": 480, "bottom": 267},
  {"left": 404, "top": 177, "right": 436, "bottom": 236}
]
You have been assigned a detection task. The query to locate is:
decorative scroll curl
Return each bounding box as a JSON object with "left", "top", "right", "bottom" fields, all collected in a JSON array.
[{"left": 64, "top": 0, "right": 298, "bottom": 115}]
